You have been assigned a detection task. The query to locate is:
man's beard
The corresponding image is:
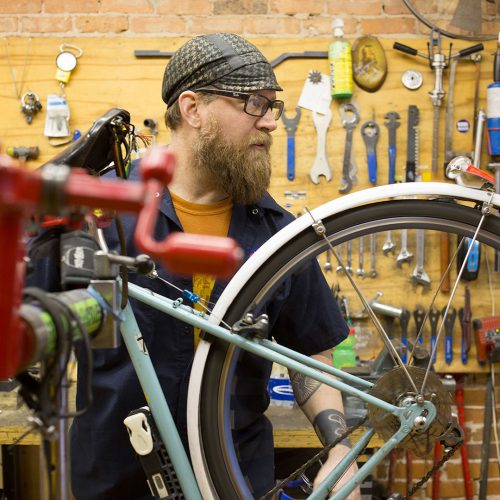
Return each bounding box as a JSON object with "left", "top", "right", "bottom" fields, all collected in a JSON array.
[{"left": 192, "top": 116, "right": 272, "bottom": 204}]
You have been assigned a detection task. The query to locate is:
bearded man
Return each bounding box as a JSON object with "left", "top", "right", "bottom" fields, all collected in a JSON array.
[{"left": 66, "top": 33, "right": 359, "bottom": 499}]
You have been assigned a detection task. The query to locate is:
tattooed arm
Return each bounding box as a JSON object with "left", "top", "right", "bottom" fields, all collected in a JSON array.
[{"left": 289, "top": 349, "right": 361, "bottom": 499}]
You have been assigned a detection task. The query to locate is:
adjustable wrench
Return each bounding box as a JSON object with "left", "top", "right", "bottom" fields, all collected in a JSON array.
[
  {"left": 309, "top": 108, "right": 332, "bottom": 184},
  {"left": 281, "top": 107, "right": 301, "bottom": 181},
  {"left": 339, "top": 103, "right": 360, "bottom": 194},
  {"left": 396, "top": 228, "right": 413, "bottom": 266},
  {"left": 361, "top": 119, "right": 380, "bottom": 185}
]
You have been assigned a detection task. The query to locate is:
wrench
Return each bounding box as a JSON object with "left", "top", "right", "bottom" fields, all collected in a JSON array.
[
  {"left": 369, "top": 233, "right": 377, "bottom": 278},
  {"left": 356, "top": 236, "right": 365, "bottom": 278},
  {"left": 382, "top": 232, "right": 395, "bottom": 255},
  {"left": 309, "top": 108, "right": 333, "bottom": 184},
  {"left": 336, "top": 243, "right": 344, "bottom": 273},
  {"left": 281, "top": 107, "right": 301, "bottom": 181},
  {"left": 339, "top": 103, "right": 360, "bottom": 194},
  {"left": 360, "top": 119, "right": 380, "bottom": 185},
  {"left": 324, "top": 249, "right": 333, "bottom": 273},
  {"left": 345, "top": 239, "right": 353, "bottom": 275},
  {"left": 411, "top": 229, "right": 431, "bottom": 288},
  {"left": 384, "top": 111, "right": 400, "bottom": 185},
  {"left": 397, "top": 228, "right": 413, "bottom": 266}
]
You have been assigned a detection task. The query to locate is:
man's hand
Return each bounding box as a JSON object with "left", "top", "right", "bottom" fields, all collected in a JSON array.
[{"left": 313, "top": 444, "right": 361, "bottom": 500}]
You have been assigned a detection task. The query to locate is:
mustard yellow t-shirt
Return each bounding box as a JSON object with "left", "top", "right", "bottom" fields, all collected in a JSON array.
[{"left": 170, "top": 192, "right": 233, "bottom": 348}]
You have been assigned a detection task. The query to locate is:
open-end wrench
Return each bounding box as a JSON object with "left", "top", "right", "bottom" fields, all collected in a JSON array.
[
  {"left": 396, "top": 228, "right": 413, "bottom": 266},
  {"left": 309, "top": 108, "right": 332, "bottom": 184},
  {"left": 369, "top": 233, "right": 377, "bottom": 278},
  {"left": 324, "top": 249, "right": 333, "bottom": 273},
  {"left": 382, "top": 232, "right": 395, "bottom": 255},
  {"left": 400, "top": 308, "right": 411, "bottom": 363},
  {"left": 339, "top": 103, "right": 360, "bottom": 194},
  {"left": 443, "top": 306, "right": 457, "bottom": 365},
  {"left": 360, "top": 119, "right": 380, "bottom": 185},
  {"left": 345, "top": 239, "right": 353, "bottom": 275},
  {"left": 356, "top": 236, "right": 365, "bottom": 278},
  {"left": 411, "top": 229, "right": 431, "bottom": 289},
  {"left": 281, "top": 107, "right": 301, "bottom": 181},
  {"left": 336, "top": 243, "right": 344, "bottom": 273},
  {"left": 384, "top": 112, "right": 400, "bottom": 185}
]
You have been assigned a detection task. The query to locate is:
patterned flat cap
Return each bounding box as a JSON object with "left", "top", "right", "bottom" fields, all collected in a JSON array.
[{"left": 162, "top": 33, "right": 282, "bottom": 107}]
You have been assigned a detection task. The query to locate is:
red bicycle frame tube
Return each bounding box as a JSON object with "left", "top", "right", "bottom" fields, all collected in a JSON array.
[{"left": 0, "top": 147, "right": 241, "bottom": 378}]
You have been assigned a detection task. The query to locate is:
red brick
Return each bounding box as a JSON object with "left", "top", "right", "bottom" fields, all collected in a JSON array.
[
  {"left": 188, "top": 16, "right": 244, "bottom": 35},
  {"left": 246, "top": 16, "right": 301, "bottom": 35},
  {"left": 100, "top": 0, "right": 153, "bottom": 14},
  {"left": 44, "top": 0, "right": 99, "bottom": 13},
  {"left": 129, "top": 15, "right": 185, "bottom": 34},
  {"left": 270, "top": 0, "right": 324, "bottom": 16},
  {"left": 0, "top": 16, "right": 18, "bottom": 32},
  {"left": 21, "top": 15, "right": 72, "bottom": 33},
  {"left": 0, "top": 0, "right": 40, "bottom": 14},
  {"left": 359, "top": 17, "right": 417, "bottom": 35},
  {"left": 75, "top": 15, "right": 128, "bottom": 34},
  {"left": 214, "top": 0, "right": 267, "bottom": 15},
  {"left": 327, "top": 0, "right": 383, "bottom": 16},
  {"left": 156, "top": 0, "right": 212, "bottom": 16}
]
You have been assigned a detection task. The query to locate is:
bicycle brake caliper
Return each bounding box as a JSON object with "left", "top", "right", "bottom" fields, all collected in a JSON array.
[{"left": 232, "top": 313, "right": 269, "bottom": 340}]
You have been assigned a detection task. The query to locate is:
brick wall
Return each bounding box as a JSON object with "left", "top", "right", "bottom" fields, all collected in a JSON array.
[{"left": 0, "top": 0, "right": 432, "bottom": 38}]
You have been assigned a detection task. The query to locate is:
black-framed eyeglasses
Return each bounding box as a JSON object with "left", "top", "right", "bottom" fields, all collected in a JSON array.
[{"left": 195, "top": 88, "right": 284, "bottom": 120}]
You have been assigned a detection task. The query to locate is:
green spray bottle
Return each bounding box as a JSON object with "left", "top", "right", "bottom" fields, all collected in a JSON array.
[{"left": 328, "top": 18, "right": 353, "bottom": 99}]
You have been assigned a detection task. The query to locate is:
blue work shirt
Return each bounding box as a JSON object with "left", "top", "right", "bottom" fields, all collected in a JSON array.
[{"left": 28, "top": 164, "right": 348, "bottom": 499}]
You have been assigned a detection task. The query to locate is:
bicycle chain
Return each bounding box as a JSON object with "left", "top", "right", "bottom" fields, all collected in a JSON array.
[
  {"left": 259, "top": 416, "right": 367, "bottom": 500},
  {"left": 261, "top": 417, "right": 462, "bottom": 500},
  {"left": 403, "top": 439, "right": 463, "bottom": 499}
]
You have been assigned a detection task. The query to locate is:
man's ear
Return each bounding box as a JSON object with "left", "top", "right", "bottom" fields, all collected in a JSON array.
[{"left": 178, "top": 91, "right": 202, "bottom": 128}]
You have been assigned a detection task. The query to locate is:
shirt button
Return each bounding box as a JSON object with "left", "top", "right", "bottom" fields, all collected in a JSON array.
[{"left": 251, "top": 208, "right": 259, "bottom": 215}]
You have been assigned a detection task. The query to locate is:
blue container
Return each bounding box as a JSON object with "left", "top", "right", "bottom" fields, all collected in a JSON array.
[
  {"left": 487, "top": 82, "right": 500, "bottom": 156},
  {"left": 268, "top": 375, "right": 295, "bottom": 407}
]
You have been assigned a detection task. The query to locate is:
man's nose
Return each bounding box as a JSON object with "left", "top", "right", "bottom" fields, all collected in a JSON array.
[{"left": 256, "top": 108, "right": 278, "bottom": 132}]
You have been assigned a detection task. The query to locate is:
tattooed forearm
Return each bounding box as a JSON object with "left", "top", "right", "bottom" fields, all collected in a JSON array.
[
  {"left": 289, "top": 370, "right": 321, "bottom": 406},
  {"left": 313, "top": 409, "right": 352, "bottom": 448}
]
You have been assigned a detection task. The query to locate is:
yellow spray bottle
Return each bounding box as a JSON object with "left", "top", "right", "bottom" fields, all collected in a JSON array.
[{"left": 329, "top": 18, "right": 353, "bottom": 99}]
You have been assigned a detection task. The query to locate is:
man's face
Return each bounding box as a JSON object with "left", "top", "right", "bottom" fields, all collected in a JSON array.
[{"left": 192, "top": 105, "right": 274, "bottom": 205}]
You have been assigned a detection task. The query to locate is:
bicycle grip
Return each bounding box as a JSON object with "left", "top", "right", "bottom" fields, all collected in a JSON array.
[
  {"left": 458, "top": 43, "right": 484, "bottom": 58},
  {"left": 393, "top": 42, "right": 417, "bottom": 56}
]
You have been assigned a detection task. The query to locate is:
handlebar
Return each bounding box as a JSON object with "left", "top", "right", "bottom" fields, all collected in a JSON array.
[{"left": 0, "top": 147, "right": 243, "bottom": 379}]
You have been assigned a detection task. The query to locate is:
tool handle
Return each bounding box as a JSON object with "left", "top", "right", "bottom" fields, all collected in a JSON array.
[
  {"left": 440, "top": 233, "right": 451, "bottom": 292},
  {"left": 287, "top": 136, "right": 295, "bottom": 181},
  {"left": 431, "top": 335, "right": 437, "bottom": 363},
  {"left": 393, "top": 42, "right": 418, "bottom": 56},
  {"left": 445, "top": 335, "right": 453, "bottom": 364},
  {"left": 401, "top": 336, "right": 408, "bottom": 364},
  {"left": 457, "top": 43, "right": 484, "bottom": 58},
  {"left": 461, "top": 334, "right": 468, "bottom": 365},
  {"left": 388, "top": 146, "right": 396, "bottom": 184},
  {"left": 367, "top": 152, "right": 377, "bottom": 184}
]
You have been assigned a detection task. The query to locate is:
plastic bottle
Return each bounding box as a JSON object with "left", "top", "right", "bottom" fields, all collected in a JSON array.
[
  {"left": 333, "top": 327, "right": 357, "bottom": 369},
  {"left": 487, "top": 32, "right": 500, "bottom": 156},
  {"left": 328, "top": 18, "right": 353, "bottom": 99},
  {"left": 268, "top": 363, "right": 295, "bottom": 408}
]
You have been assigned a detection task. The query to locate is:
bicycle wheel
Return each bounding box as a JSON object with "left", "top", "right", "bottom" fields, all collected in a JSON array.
[
  {"left": 403, "top": 0, "right": 499, "bottom": 41},
  {"left": 191, "top": 193, "right": 500, "bottom": 498}
]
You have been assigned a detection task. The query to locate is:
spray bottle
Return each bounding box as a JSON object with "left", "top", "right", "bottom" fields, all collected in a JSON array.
[
  {"left": 328, "top": 18, "right": 353, "bottom": 99},
  {"left": 487, "top": 32, "right": 500, "bottom": 157}
]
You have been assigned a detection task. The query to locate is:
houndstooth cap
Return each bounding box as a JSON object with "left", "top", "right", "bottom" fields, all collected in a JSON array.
[{"left": 161, "top": 33, "right": 282, "bottom": 107}]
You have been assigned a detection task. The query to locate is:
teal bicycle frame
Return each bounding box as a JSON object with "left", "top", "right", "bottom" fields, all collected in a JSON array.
[{"left": 122, "top": 280, "right": 438, "bottom": 500}]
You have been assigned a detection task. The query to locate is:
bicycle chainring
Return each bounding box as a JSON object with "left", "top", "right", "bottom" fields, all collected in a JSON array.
[{"left": 366, "top": 366, "right": 452, "bottom": 456}]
